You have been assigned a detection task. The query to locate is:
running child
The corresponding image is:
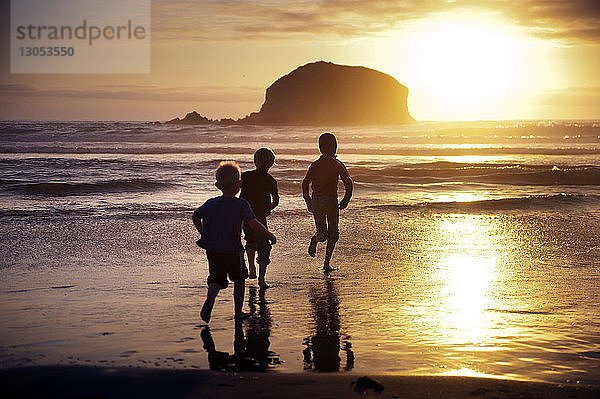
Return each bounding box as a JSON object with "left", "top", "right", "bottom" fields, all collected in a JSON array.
[
  {"left": 240, "top": 148, "right": 279, "bottom": 289},
  {"left": 193, "top": 161, "right": 276, "bottom": 322},
  {"left": 301, "top": 133, "right": 353, "bottom": 272}
]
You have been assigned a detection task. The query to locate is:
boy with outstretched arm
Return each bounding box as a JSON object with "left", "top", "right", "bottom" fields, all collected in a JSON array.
[
  {"left": 240, "top": 148, "right": 279, "bottom": 290},
  {"left": 193, "top": 161, "right": 276, "bottom": 323},
  {"left": 302, "top": 133, "right": 353, "bottom": 272}
]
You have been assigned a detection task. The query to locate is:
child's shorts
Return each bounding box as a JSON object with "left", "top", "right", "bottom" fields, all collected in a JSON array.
[
  {"left": 206, "top": 251, "right": 248, "bottom": 289},
  {"left": 243, "top": 218, "right": 271, "bottom": 265}
]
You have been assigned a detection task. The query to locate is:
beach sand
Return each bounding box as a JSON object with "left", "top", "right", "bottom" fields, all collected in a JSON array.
[{"left": 1, "top": 366, "right": 598, "bottom": 399}]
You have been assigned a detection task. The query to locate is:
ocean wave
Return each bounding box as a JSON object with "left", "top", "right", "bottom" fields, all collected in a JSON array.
[
  {"left": 350, "top": 163, "right": 600, "bottom": 186},
  {"left": 367, "top": 194, "right": 600, "bottom": 212},
  {"left": 1, "top": 144, "right": 600, "bottom": 156},
  {"left": 472, "top": 168, "right": 600, "bottom": 186},
  {"left": 0, "top": 157, "right": 221, "bottom": 171},
  {"left": 0, "top": 204, "right": 192, "bottom": 219},
  {"left": 0, "top": 209, "right": 98, "bottom": 218},
  {"left": 5, "top": 179, "right": 177, "bottom": 196}
]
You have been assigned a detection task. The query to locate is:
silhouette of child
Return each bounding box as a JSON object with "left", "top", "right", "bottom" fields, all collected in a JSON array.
[
  {"left": 240, "top": 148, "right": 279, "bottom": 289},
  {"left": 193, "top": 161, "right": 276, "bottom": 323},
  {"left": 302, "top": 133, "right": 353, "bottom": 271}
]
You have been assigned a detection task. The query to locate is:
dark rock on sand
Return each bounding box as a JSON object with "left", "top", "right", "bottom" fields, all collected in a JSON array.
[{"left": 353, "top": 376, "right": 385, "bottom": 393}]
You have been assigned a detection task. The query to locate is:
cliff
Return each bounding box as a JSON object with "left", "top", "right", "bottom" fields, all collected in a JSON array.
[{"left": 167, "top": 61, "right": 414, "bottom": 125}]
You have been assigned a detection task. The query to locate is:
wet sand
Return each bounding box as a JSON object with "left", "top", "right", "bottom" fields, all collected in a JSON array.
[
  {"left": 2, "top": 211, "right": 600, "bottom": 383},
  {"left": 1, "top": 366, "right": 598, "bottom": 399}
]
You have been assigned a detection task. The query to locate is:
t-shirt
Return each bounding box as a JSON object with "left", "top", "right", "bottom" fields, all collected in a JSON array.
[
  {"left": 193, "top": 196, "right": 256, "bottom": 254},
  {"left": 302, "top": 155, "right": 352, "bottom": 197},
  {"left": 240, "top": 170, "right": 278, "bottom": 219}
]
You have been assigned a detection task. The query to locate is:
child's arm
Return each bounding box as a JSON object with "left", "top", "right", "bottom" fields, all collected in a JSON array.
[
  {"left": 192, "top": 213, "right": 202, "bottom": 233},
  {"left": 248, "top": 218, "right": 277, "bottom": 244},
  {"left": 271, "top": 192, "right": 280, "bottom": 210},
  {"left": 338, "top": 163, "right": 353, "bottom": 210},
  {"left": 270, "top": 177, "right": 280, "bottom": 211},
  {"left": 302, "top": 171, "right": 312, "bottom": 212}
]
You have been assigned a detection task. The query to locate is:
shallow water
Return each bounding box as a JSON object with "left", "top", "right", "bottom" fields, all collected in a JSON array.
[{"left": 1, "top": 121, "right": 599, "bottom": 384}]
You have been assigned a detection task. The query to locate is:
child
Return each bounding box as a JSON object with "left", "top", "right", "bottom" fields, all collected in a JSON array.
[
  {"left": 240, "top": 148, "right": 279, "bottom": 290},
  {"left": 302, "top": 133, "right": 353, "bottom": 272},
  {"left": 193, "top": 161, "right": 276, "bottom": 323}
]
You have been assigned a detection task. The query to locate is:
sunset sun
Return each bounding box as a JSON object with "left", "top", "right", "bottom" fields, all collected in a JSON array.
[
  {"left": 415, "top": 23, "right": 523, "bottom": 92},
  {"left": 386, "top": 17, "right": 540, "bottom": 120}
]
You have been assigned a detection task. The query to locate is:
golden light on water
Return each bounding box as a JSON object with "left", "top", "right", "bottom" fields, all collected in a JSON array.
[
  {"left": 443, "top": 254, "right": 496, "bottom": 343},
  {"left": 441, "top": 367, "right": 499, "bottom": 379},
  {"left": 434, "top": 215, "right": 501, "bottom": 345},
  {"left": 427, "top": 191, "right": 484, "bottom": 204}
]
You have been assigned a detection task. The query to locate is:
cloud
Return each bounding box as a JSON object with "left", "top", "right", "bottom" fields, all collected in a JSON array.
[
  {"left": 0, "top": 83, "right": 263, "bottom": 103},
  {"left": 489, "top": 0, "right": 600, "bottom": 43},
  {"left": 151, "top": 0, "right": 600, "bottom": 43},
  {"left": 536, "top": 86, "right": 600, "bottom": 107}
]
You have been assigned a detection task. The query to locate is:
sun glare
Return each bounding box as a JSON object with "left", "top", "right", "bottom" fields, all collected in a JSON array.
[
  {"left": 413, "top": 22, "right": 523, "bottom": 96},
  {"left": 379, "top": 15, "right": 540, "bottom": 120}
]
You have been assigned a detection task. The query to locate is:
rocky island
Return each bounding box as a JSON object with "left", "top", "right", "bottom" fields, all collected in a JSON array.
[{"left": 167, "top": 61, "right": 414, "bottom": 125}]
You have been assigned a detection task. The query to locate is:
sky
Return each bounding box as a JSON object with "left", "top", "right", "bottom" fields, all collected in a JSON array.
[{"left": 1, "top": 0, "right": 599, "bottom": 121}]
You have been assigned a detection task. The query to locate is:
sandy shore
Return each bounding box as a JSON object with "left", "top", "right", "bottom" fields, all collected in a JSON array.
[{"left": 1, "top": 366, "right": 598, "bottom": 399}]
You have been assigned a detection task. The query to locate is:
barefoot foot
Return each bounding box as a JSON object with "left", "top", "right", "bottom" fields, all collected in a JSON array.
[
  {"left": 308, "top": 237, "right": 318, "bottom": 257},
  {"left": 201, "top": 298, "right": 214, "bottom": 323}
]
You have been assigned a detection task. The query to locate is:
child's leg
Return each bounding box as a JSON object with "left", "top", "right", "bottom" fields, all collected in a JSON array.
[
  {"left": 256, "top": 242, "right": 271, "bottom": 289},
  {"left": 233, "top": 279, "right": 245, "bottom": 317},
  {"left": 324, "top": 242, "right": 335, "bottom": 268},
  {"left": 323, "top": 199, "right": 340, "bottom": 269},
  {"left": 207, "top": 282, "right": 221, "bottom": 301},
  {"left": 246, "top": 248, "right": 257, "bottom": 279},
  {"left": 244, "top": 225, "right": 257, "bottom": 279},
  {"left": 258, "top": 262, "right": 269, "bottom": 289},
  {"left": 203, "top": 252, "right": 227, "bottom": 323},
  {"left": 309, "top": 197, "right": 328, "bottom": 257},
  {"left": 201, "top": 282, "right": 221, "bottom": 323}
]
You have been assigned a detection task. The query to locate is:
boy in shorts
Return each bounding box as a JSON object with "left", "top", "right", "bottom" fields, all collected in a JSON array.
[
  {"left": 302, "top": 133, "right": 353, "bottom": 272},
  {"left": 240, "top": 148, "right": 279, "bottom": 289},
  {"left": 193, "top": 161, "right": 277, "bottom": 323}
]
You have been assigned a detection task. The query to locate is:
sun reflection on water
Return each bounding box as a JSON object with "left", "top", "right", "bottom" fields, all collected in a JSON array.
[
  {"left": 442, "top": 254, "right": 496, "bottom": 343},
  {"left": 433, "top": 215, "right": 502, "bottom": 346},
  {"left": 440, "top": 367, "right": 499, "bottom": 379}
]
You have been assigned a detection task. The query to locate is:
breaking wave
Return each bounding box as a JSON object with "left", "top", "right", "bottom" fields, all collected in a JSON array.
[
  {"left": 367, "top": 194, "right": 600, "bottom": 212},
  {"left": 350, "top": 163, "right": 600, "bottom": 186},
  {"left": 1, "top": 144, "right": 599, "bottom": 156},
  {"left": 4, "top": 179, "right": 176, "bottom": 196}
]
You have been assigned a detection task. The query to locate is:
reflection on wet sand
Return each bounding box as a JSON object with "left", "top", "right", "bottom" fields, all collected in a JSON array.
[
  {"left": 201, "top": 287, "right": 280, "bottom": 371},
  {"left": 303, "top": 276, "right": 354, "bottom": 372}
]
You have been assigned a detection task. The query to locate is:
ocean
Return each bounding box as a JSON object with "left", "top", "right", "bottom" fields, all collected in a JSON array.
[{"left": 0, "top": 120, "right": 599, "bottom": 384}]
